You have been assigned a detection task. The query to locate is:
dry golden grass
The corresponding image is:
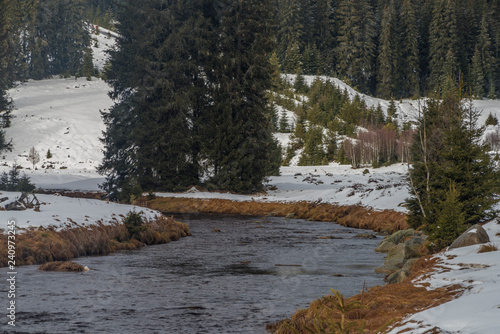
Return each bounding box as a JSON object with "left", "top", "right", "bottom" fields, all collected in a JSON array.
[
  {"left": 267, "top": 255, "right": 463, "bottom": 333},
  {"left": 268, "top": 256, "right": 462, "bottom": 334},
  {"left": 39, "top": 261, "right": 85, "bottom": 272},
  {"left": 0, "top": 215, "right": 190, "bottom": 268},
  {"left": 478, "top": 243, "right": 498, "bottom": 253},
  {"left": 145, "top": 197, "right": 409, "bottom": 233}
]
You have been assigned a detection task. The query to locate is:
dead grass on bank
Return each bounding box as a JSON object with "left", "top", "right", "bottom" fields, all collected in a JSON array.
[
  {"left": 39, "top": 261, "right": 85, "bottom": 272},
  {"left": 145, "top": 197, "right": 409, "bottom": 233},
  {"left": 268, "top": 255, "right": 463, "bottom": 334},
  {"left": 0, "top": 215, "right": 190, "bottom": 268}
]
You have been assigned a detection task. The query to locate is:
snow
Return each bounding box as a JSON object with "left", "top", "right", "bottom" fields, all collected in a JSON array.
[
  {"left": 0, "top": 191, "right": 160, "bottom": 231},
  {"left": 157, "top": 163, "right": 409, "bottom": 212},
  {"left": 388, "top": 220, "right": 500, "bottom": 334}
]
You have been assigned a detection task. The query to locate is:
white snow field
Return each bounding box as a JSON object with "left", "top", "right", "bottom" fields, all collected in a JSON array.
[
  {"left": 388, "top": 221, "right": 500, "bottom": 334},
  {"left": 0, "top": 191, "right": 159, "bottom": 231}
]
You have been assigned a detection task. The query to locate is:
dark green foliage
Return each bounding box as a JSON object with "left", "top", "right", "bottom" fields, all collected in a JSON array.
[
  {"left": 81, "top": 47, "right": 95, "bottom": 80},
  {"left": 293, "top": 73, "right": 308, "bottom": 94},
  {"left": 299, "top": 125, "right": 327, "bottom": 165},
  {"left": 485, "top": 112, "right": 499, "bottom": 126},
  {"left": 335, "top": 0, "right": 376, "bottom": 94},
  {"left": 0, "top": 166, "right": 36, "bottom": 192},
  {"left": 200, "top": 0, "right": 281, "bottom": 194},
  {"left": 100, "top": 0, "right": 280, "bottom": 197},
  {"left": 428, "top": 0, "right": 459, "bottom": 92},
  {"left": 271, "top": 0, "right": 499, "bottom": 98},
  {"left": 279, "top": 109, "right": 290, "bottom": 133},
  {"left": 123, "top": 211, "right": 146, "bottom": 238},
  {"left": 0, "top": 0, "right": 14, "bottom": 145},
  {"left": 406, "top": 84, "right": 500, "bottom": 247},
  {"left": 376, "top": 2, "right": 398, "bottom": 100},
  {"left": 6, "top": 0, "right": 90, "bottom": 80}
]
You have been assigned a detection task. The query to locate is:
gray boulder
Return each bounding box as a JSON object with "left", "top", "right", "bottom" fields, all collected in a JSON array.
[
  {"left": 386, "top": 228, "right": 415, "bottom": 245},
  {"left": 374, "top": 240, "right": 397, "bottom": 253},
  {"left": 449, "top": 224, "right": 490, "bottom": 249},
  {"left": 375, "top": 229, "right": 415, "bottom": 253},
  {"left": 375, "top": 264, "right": 400, "bottom": 274},
  {"left": 384, "top": 243, "right": 420, "bottom": 267},
  {"left": 386, "top": 269, "right": 410, "bottom": 284}
]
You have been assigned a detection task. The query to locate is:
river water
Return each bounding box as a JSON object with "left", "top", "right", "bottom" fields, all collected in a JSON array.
[{"left": 1, "top": 214, "right": 385, "bottom": 334}]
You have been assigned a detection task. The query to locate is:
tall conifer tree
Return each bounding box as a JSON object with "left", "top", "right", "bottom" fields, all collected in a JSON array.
[
  {"left": 428, "top": 0, "right": 459, "bottom": 92},
  {"left": 400, "top": 0, "right": 420, "bottom": 97},
  {"left": 203, "top": 0, "right": 281, "bottom": 193},
  {"left": 407, "top": 84, "right": 499, "bottom": 248},
  {"left": 376, "top": 2, "right": 397, "bottom": 99}
]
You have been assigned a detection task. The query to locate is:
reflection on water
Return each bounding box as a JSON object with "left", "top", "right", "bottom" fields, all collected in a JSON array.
[{"left": 0, "top": 214, "right": 385, "bottom": 333}]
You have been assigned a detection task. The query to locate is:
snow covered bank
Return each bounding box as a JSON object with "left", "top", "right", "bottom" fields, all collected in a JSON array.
[
  {"left": 0, "top": 191, "right": 159, "bottom": 231},
  {"left": 157, "top": 163, "right": 410, "bottom": 212},
  {"left": 388, "top": 220, "right": 500, "bottom": 333}
]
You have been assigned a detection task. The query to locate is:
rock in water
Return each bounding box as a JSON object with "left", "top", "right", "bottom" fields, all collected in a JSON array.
[{"left": 449, "top": 224, "right": 490, "bottom": 249}]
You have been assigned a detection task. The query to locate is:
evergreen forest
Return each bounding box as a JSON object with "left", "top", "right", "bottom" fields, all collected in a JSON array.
[{"left": 0, "top": 0, "right": 499, "bottom": 219}]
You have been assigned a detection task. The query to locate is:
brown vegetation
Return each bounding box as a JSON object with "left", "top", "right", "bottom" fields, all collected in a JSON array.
[
  {"left": 478, "top": 243, "right": 498, "bottom": 253},
  {"left": 268, "top": 255, "right": 463, "bottom": 333},
  {"left": 0, "top": 215, "right": 190, "bottom": 268},
  {"left": 144, "top": 197, "right": 409, "bottom": 233},
  {"left": 39, "top": 261, "right": 85, "bottom": 272}
]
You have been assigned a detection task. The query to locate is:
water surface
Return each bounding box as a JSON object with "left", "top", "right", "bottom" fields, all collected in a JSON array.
[{"left": 0, "top": 214, "right": 385, "bottom": 333}]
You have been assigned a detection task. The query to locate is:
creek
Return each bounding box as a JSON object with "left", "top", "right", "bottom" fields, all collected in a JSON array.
[{"left": 0, "top": 214, "right": 385, "bottom": 333}]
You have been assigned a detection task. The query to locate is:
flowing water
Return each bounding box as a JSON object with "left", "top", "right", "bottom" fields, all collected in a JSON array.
[{"left": 1, "top": 214, "right": 385, "bottom": 334}]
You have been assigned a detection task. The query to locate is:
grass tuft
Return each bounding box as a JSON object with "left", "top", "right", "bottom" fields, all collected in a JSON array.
[
  {"left": 39, "top": 261, "right": 85, "bottom": 272},
  {"left": 0, "top": 215, "right": 190, "bottom": 268},
  {"left": 478, "top": 243, "right": 498, "bottom": 253}
]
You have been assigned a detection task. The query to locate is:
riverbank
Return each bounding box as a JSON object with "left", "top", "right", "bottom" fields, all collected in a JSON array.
[
  {"left": 268, "top": 219, "right": 500, "bottom": 333},
  {"left": 144, "top": 197, "right": 409, "bottom": 234},
  {"left": 0, "top": 212, "right": 190, "bottom": 268}
]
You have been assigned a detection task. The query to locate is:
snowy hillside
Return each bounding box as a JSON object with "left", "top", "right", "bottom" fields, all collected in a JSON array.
[
  {"left": 1, "top": 28, "right": 499, "bottom": 197},
  {"left": 388, "top": 220, "right": 500, "bottom": 334},
  {"left": 2, "top": 77, "right": 111, "bottom": 190},
  {"left": 283, "top": 74, "right": 500, "bottom": 130}
]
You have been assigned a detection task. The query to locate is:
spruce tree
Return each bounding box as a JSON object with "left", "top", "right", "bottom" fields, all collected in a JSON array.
[
  {"left": 471, "top": 46, "right": 485, "bottom": 98},
  {"left": 100, "top": 0, "right": 211, "bottom": 199},
  {"left": 428, "top": 0, "right": 459, "bottom": 92},
  {"left": 277, "top": 0, "right": 304, "bottom": 70},
  {"left": 400, "top": 0, "right": 420, "bottom": 97},
  {"left": 407, "top": 83, "right": 500, "bottom": 248},
  {"left": 376, "top": 2, "right": 397, "bottom": 99},
  {"left": 203, "top": 0, "right": 281, "bottom": 193},
  {"left": 0, "top": 0, "right": 14, "bottom": 152},
  {"left": 336, "top": 0, "right": 376, "bottom": 94}
]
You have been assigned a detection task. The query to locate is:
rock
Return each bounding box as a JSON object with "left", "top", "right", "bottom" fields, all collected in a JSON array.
[
  {"left": 403, "top": 258, "right": 419, "bottom": 270},
  {"left": 375, "top": 264, "right": 399, "bottom": 274},
  {"left": 384, "top": 243, "right": 420, "bottom": 267},
  {"left": 374, "top": 240, "right": 397, "bottom": 253},
  {"left": 385, "top": 229, "right": 415, "bottom": 245},
  {"left": 449, "top": 224, "right": 490, "bottom": 249},
  {"left": 375, "top": 229, "right": 416, "bottom": 253},
  {"left": 386, "top": 269, "right": 410, "bottom": 284}
]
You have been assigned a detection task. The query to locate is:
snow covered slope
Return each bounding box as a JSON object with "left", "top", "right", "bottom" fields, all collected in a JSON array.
[
  {"left": 0, "top": 191, "right": 159, "bottom": 231},
  {"left": 388, "top": 221, "right": 500, "bottom": 334},
  {"left": 2, "top": 77, "right": 112, "bottom": 190}
]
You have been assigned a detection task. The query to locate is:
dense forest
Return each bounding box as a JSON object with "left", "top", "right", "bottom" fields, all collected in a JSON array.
[
  {"left": 275, "top": 0, "right": 500, "bottom": 100},
  {"left": 0, "top": 0, "right": 499, "bottom": 202}
]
